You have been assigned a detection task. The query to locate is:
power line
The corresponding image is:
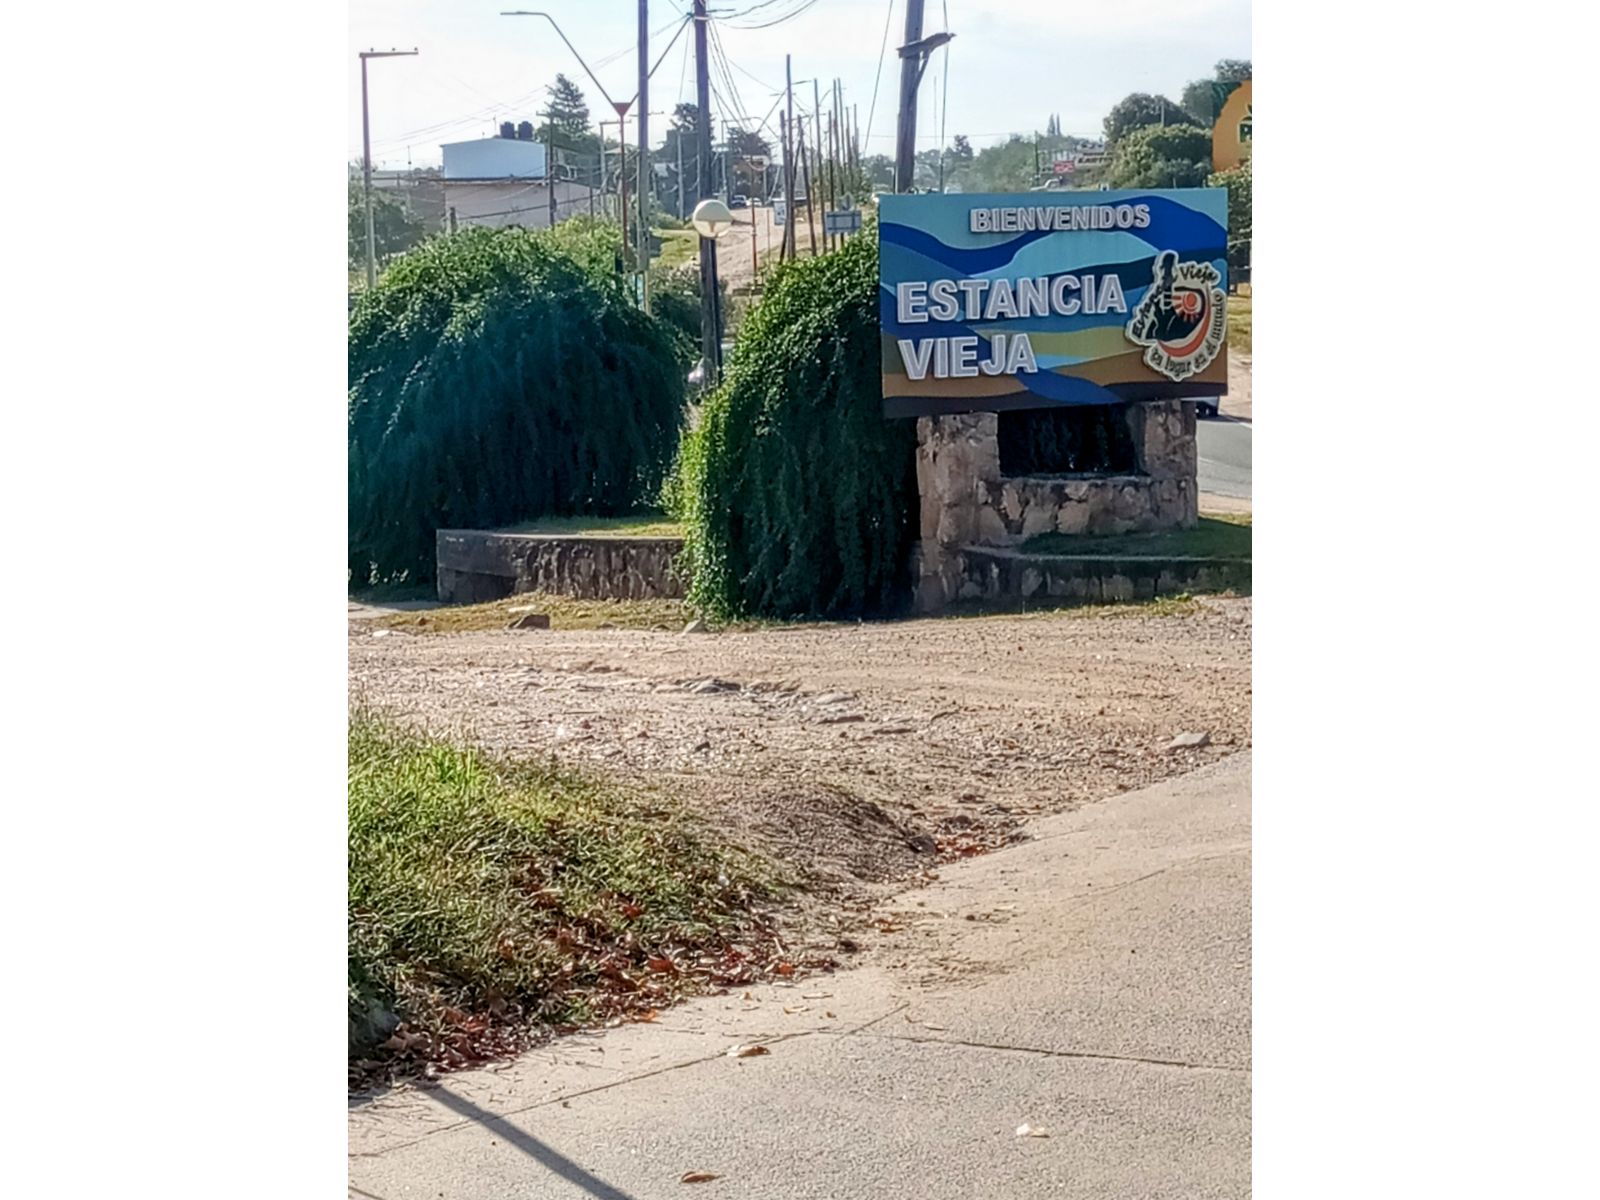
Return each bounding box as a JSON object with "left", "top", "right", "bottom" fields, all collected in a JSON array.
[
  {"left": 723, "top": 0, "right": 824, "bottom": 30},
  {"left": 864, "top": 0, "right": 895, "bottom": 159}
]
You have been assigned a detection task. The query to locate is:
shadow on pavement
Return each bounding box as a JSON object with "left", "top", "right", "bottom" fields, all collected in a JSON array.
[{"left": 429, "top": 1086, "right": 641, "bottom": 1200}]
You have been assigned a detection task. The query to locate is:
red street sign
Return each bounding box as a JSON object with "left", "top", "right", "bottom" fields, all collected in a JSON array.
[{"left": 1053, "top": 159, "right": 1075, "bottom": 175}]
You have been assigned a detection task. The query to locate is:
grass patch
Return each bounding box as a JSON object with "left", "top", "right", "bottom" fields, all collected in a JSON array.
[
  {"left": 497, "top": 513, "right": 684, "bottom": 539},
  {"left": 1228, "top": 293, "right": 1252, "bottom": 355},
  {"left": 348, "top": 715, "right": 788, "bottom": 1085},
  {"left": 653, "top": 228, "right": 697, "bottom": 271},
  {"left": 1022, "top": 516, "right": 1252, "bottom": 559},
  {"left": 377, "top": 592, "right": 689, "bottom": 634},
  {"left": 940, "top": 593, "right": 1205, "bottom": 623}
]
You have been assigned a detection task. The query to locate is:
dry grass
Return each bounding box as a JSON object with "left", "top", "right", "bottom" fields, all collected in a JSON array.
[
  {"left": 496, "top": 514, "right": 684, "bottom": 539},
  {"left": 377, "top": 592, "right": 689, "bottom": 635}
]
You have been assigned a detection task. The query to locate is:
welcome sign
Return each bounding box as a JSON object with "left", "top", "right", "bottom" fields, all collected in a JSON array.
[{"left": 878, "top": 189, "right": 1229, "bottom": 417}]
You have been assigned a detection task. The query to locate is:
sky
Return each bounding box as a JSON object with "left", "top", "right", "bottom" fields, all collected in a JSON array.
[{"left": 348, "top": 0, "right": 1251, "bottom": 171}]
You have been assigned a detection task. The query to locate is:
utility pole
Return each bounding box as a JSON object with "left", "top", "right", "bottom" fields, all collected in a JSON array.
[
  {"left": 812, "top": 78, "right": 826, "bottom": 250},
  {"left": 778, "top": 111, "right": 792, "bottom": 261},
  {"left": 693, "top": 0, "right": 721, "bottom": 381},
  {"left": 546, "top": 106, "right": 558, "bottom": 227},
  {"left": 783, "top": 55, "right": 797, "bottom": 260},
  {"left": 637, "top": 0, "right": 650, "bottom": 312},
  {"left": 893, "top": 0, "right": 924, "bottom": 192},
  {"left": 798, "top": 116, "right": 817, "bottom": 257},
  {"left": 359, "top": 48, "right": 418, "bottom": 289},
  {"left": 677, "top": 130, "right": 685, "bottom": 219},
  {"left": 891, "top": 2, "right": 952, "bottom": 193}
]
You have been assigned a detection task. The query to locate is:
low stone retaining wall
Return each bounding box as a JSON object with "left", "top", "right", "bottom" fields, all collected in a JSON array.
[
  {"left": 927, "top": 546, "right": 1250, "bottom": 608},
  {"left": 913, "top": 403, "right": 1201, "bottom": 612},
  {"left": 436, "top": 530, "right": 685, "bottom": 605}
]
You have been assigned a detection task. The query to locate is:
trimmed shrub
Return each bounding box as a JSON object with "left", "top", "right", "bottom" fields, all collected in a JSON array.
[
  {"left": 673, "top": 231, "right": 918, "bottom": 620},
  {"left": 348, "top": 222, "right": 683, "bottom": 585}
]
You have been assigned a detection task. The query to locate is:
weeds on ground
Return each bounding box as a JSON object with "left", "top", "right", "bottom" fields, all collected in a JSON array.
[
  {"left": 496, "top": 513, "right": 684, "bottom": 539},
  {"left": 376, "top": 592, "right": 689, "bottom": 634},
  {"left": 1022, "top": 516, "right": 1252, "bottom": 559},
  {"left": 348, "top": 715, "right": 794, "bottom": 1086}
]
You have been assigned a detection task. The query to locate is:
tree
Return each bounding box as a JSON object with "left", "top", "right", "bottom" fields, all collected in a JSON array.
[
  {"left": 726, "top": 125, "right": 771, "bottom": 196},
  {"left": 546, "top": 73, "right": 590, "bottom": 139},
  {"left": 672, "top": 228, "right": 917, "bottom": 620},
  {"left": 860, "top": 154, "right": 895, "bottom": 189},
  {"left": 660, "top": 103, "right": 707, "bottom": 215},
  {"left": 950, "top": 134, "right": 974, "bottom": 163},
  {"left": 1102, "top": 92, "right": 1197, "bottom": 145},
  {"left": 1105, "top": 123, "right": 1213, "bottom": 188},
  {"left": 348, "top": 178, "right": 429, "bottom": 274},
  {"left": 1209, "top": 150, "right": 1251, "bottom": 275},
  {"left": 1181, "top": 59, "right": 1252, "bottom": 126},
  {"left": 1045, "top": 113, "right": 1061, "bottom": 138},
  {"left": 348, "top": 221, "right": 683, "bottom": 584}
]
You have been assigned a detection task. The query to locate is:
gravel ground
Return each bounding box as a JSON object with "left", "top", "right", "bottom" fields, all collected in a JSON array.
[{"left": 350, "top": 598, "right": 1252, "bottom": 895}]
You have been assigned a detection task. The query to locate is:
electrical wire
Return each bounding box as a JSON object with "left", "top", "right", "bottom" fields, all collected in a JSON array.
[
  {"left": 863, "top": 0, "right": 895, "bottom": 158},
  {"left": 722, "top": 0, "right": 823, "bottom": 31}
]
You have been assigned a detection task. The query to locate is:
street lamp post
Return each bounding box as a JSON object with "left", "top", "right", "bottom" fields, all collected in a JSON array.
[
  {"left": 359, "top": 48, "right": 419, "bottom": 290},
  {"left": 690, "top": 197, "right": 733, "bottom": 389}
]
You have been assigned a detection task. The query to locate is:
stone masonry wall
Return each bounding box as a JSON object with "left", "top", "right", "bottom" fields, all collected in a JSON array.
[
  {"left": 913, "top": 401, "right": 1199, "bottom": 612},
  {"left": 436, "top": 531, "right": 685, "bottom": 605}
]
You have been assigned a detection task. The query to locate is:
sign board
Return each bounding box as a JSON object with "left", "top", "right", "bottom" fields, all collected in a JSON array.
[
  {"left": 878, "top": 189, "right": 1228, "bottom": 418},
  {"left": 1212, "top": 79, "right": 1252, "bottom": 172},
  {"left": 825, "top": 208, "right": 862, "bottom": 236},
  {"left": 773, "top": 198, "right": 788, "bottom": 227},
  {"left": 1052, "top": 158, "right": 1075, "bottom": 175}
]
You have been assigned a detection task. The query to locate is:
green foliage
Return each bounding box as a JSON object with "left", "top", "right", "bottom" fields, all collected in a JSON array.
[
  {"left": 647, "top": 261, "right": 726, "bottom": 367},
  {"left": 348, "top": 222, "right": 684, "bottom": 584},
  {"left": 1181, "top": 60, "right": 1251, "bottom": 125},
  {"left": 1209, "top": 152, "right": 1252, "bottom": 275},
  {"left": 672, "top": 230, "right": 918, "bottom": 621},
  {"left": 348, "top": 177, "right": 430, "bottom": 272},
  {"left": 1106, "top": 123, "right": 1214, "bottom": 188},
  {"left": 546, "top": 73, "right": 590, "bottom": 138},
  {"left": 1103, "top": 93, "right": 1198, "bottom": 145},
  {"left": 348, "top": 715, "right": 776, "bottom": 1061}
]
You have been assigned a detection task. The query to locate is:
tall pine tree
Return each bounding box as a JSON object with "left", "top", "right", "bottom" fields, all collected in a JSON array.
[{"left": 546, "top": 73, "right": 590, "bottom": 139}]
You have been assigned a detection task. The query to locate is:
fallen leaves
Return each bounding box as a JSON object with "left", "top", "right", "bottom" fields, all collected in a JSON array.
[
  {"left": 726, "top": 1043, "right": 770, "bottom": 1058},
  {"left": 1015, "top": 1123, "right": 1051, "bottom": 1138},
  {"left": 680, "top": 1170, "right": 720, "bottom": 1183}
]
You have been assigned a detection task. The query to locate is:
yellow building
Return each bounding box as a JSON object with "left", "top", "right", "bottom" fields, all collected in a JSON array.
[{"left": 1212, "top": 80, "right": 1253, "bottom": 173}]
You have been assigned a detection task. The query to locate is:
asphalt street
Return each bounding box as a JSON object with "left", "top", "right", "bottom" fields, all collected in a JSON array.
[{"left": 1198, "top": 417, "right": 1252, "bottom": 500}]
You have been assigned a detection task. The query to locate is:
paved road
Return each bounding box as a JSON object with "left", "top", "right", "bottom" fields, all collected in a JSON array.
[
  {"left": 349, "top": 755, "right": 1252, "bottom": 1200},
  {"left": 1198, "top": 418, "right": 1252, "bottom": 501}
]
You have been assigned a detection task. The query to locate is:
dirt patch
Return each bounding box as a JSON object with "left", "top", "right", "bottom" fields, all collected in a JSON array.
[{"left": 350, "top": 597, "right": 1251, "bottom": 896}]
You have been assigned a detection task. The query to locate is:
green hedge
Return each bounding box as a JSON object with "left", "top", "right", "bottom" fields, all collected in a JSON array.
[
  {"left": 672, "top": 231, "right": 917, "bottom": 620},
  {"left": 348, "top": 222, "right": 683, "bottom": 585}
]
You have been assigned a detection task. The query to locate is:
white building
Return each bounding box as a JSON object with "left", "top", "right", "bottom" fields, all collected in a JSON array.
[{"left": 440, "top": 131, "right": 596, "bottom": 232}]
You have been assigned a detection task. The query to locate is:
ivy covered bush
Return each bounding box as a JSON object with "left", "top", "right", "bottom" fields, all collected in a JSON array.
[
  {"left": 349, "top": 221, "right": 683, "bottom": 585},
  {"left": 672, "top": 230, "right": 918, "bottom": 620}
]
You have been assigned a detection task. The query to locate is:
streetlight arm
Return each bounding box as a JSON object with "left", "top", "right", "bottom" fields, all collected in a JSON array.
[{"left": 501, "top": 12, "right": 620, "bottom": 112}]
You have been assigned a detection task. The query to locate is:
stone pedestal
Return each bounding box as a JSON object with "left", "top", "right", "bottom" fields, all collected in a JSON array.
[{"left": 912, "top": 401, "right": 1199, "bottom": 613}]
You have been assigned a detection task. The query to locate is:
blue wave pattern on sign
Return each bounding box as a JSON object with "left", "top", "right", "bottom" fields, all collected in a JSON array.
[{"left": 878, "top": 193, "right": 1226, "bottom": 276}]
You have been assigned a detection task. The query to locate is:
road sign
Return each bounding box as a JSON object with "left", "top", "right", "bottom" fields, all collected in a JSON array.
[{"left": 825, "top": 209, "right": 862, "bottom": 236}]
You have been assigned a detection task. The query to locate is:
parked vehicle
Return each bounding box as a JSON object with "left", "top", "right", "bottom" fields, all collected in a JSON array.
[{"left": 730, "top": 194, "right": 749, "bottom": 209}]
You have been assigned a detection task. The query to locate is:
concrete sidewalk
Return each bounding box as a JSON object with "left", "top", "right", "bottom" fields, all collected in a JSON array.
[{"left": 349, "top": 754, "right": 1251, "bottom": 1200}]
